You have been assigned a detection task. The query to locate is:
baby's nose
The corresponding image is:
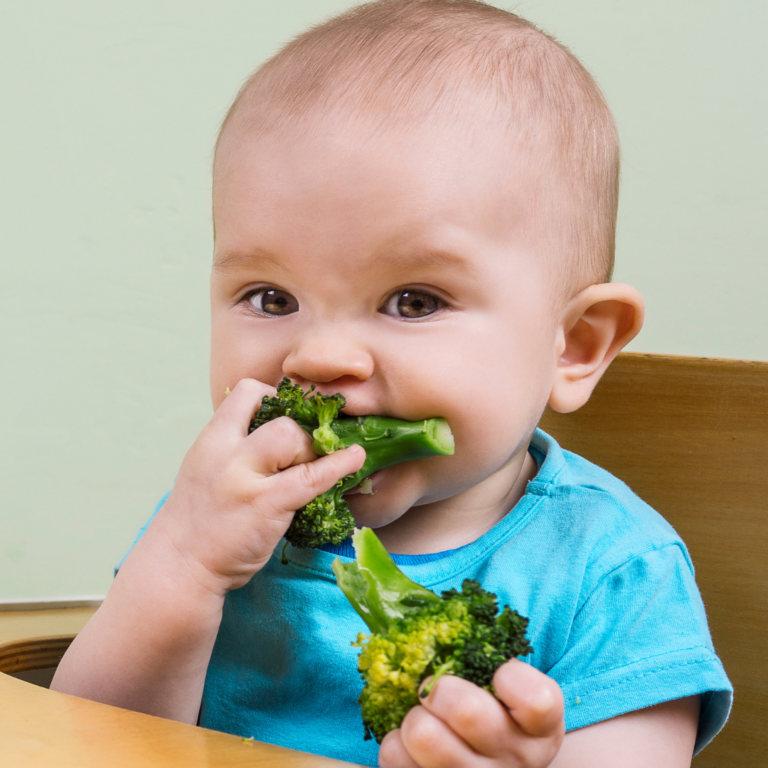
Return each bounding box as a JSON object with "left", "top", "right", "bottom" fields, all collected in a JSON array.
[{"left": 282, "top": 329, "right": 374, "bottom": 385}]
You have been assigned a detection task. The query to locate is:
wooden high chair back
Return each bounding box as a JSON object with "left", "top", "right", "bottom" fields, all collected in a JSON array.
[{"left": 539, "top": 352, "right": 768, "bottom": 767}]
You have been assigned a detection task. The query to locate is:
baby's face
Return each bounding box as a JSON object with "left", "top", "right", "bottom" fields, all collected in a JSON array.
[{"left": 210, "top": 118, "right": 563, "bottom": 544}]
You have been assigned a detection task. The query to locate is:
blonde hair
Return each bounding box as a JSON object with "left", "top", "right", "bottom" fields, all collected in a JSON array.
[{"left": 216, "top": 0, "right": 620, "bottom": 290}]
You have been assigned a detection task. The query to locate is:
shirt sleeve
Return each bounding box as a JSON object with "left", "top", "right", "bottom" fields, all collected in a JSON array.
[
  {"left": 547, "top": 543, "right": 732, "bottom": 754},
  {"left": 113, "top": 490, "right": 171, "bottom": 575}
]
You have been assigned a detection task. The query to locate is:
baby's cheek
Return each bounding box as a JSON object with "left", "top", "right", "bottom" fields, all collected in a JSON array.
[{"left": 454, "top": 390, "right": 535, "bottom": 461}]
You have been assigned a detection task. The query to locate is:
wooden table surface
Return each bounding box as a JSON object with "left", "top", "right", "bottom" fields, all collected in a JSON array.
[{"left": 0, "top": 607, "right": 360, "bottom": 767}]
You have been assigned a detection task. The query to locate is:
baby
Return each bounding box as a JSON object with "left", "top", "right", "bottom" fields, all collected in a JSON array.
[{"left": 52, "top": 2, "right": 731, "bottom": 766}]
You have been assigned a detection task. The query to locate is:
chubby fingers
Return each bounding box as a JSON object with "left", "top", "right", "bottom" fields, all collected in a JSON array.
[
  {"left": 246, "top": 416, "right": 318, "bottom": 471},
  {"left": 417, "top": 674, "right": 516, "bottom": 759},
  {"left": 493, "top": 659, "right": 564, "bottom": 739},
  {"left": 379, "top": 705, "right": 477, "bottom": 768},
  {"left": 261, "top": 441, "right": 365, "bottom": 514},
  {"left": 211, "top": 378, "right": 276, "bottom": 440},
  {"left": 406, "top": 669, "right": 564, "bottom": 766},
  {"left": 378, "top": 729, "right": 421, "bottom": 768},
  {"left": 211, "top": 378, "right": 320, "bottom": 469},
  {"left": 205, "top": 377, "right": 367, "bottom": 513}
]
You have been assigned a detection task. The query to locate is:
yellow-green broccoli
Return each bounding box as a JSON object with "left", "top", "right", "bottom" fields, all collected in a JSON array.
[{"left": 333, "top": 527, "right": 532, "bottom": 743}]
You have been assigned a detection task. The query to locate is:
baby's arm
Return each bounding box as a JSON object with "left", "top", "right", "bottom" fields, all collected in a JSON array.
[
  {"left": 50, "top": 379, "right": 365, "bottom": 722},
  {"left": 551, "top": 694, "right": 699, "bottom": 767},
  {"left": 379, "top": 661, "right": 699, "bottom": 768}
]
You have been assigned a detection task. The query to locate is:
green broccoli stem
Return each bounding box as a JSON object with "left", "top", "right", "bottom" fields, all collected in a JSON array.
[
  {"left": 332, "top": 527, "right": 440, "bottom": 635},
  {"left": 419, "top": 658, "right": 456, "bottom": 699},
  {"left": 314, "top": 416, "right": 454, "bottom": 494}
]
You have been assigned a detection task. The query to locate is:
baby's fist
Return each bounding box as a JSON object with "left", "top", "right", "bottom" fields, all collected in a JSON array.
[
  {"left": 379, "top": 661, "right": 564, "bottom": 768},
  {"left": 149, "top": 378, "right": 365, "bottom": 595}
]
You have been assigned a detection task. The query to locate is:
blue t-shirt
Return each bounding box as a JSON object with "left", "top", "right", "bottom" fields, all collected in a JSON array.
[{"left": 120, "top": 429, "right": 731, "bottom": 766}]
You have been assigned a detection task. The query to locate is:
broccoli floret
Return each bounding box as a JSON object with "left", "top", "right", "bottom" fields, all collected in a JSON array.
[
  {"left": 249, "top": 378, "right": 454, "bottom": 552},
  {"left": 282, "top": 480, "right": 354, "bottom": 549},
  {"left": 250, "top": 377, "right": 345, "bottom": 437},
  {"left": 332, "top": 527, "right": 532, "bottom": 743}
]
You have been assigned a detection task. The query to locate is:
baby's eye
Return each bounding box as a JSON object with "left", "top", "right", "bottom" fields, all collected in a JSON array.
[
  {"left": 247, "top": 288, "right": 299, "bottom": 316},
  {"left": 381, "top": 289, "right": 444, "bottom": 320}
]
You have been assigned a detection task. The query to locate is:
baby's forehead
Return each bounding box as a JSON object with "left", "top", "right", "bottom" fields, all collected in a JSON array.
[
  {"left": 214, "top": 0, "right": 619, "bottom": 292},
  {"left": 216, "top": 94, "right": 534, "bottom": 178},
  {"left": 214, "top": 107, "right": 544, "bottom": 247},
  {"left": 217, "top": 69, "right": 559, "bottom": 186},
  {"left": 214, "top": 68, "right": 570, "bottom": 242}
]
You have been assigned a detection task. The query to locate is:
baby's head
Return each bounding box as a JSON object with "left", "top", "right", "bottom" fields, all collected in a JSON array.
[{"left": 209, "top": 0, "right": 643, "bottom": 543}]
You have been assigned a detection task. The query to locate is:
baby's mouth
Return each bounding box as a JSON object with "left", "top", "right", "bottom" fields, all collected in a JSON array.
[{"left": 344, "top": 470, "right": 382, "bottom": 496}]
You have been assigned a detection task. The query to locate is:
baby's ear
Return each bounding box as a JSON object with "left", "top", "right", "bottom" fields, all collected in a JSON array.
[{"left": 548, "top": 283, "right": 644, "bottom": 413}]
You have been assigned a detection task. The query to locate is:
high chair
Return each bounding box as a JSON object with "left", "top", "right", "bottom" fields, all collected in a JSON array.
[
  {"left": 539, "top": 352, "right": 768, "bottom": 766},
  {"left": 1, "top": 353, "right": 765, "bottom": 766}
]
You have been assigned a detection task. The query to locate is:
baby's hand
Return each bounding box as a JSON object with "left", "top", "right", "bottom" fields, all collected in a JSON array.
[
  {"left": 379, "top": 659, "right": 564, "bottom": 768},
  {"left": 148, "top": 378, "right": 365, "bottom": 596}
]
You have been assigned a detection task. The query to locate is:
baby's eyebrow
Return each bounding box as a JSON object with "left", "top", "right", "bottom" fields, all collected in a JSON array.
[
  {"left": 214, "top": 247, "right": 476, "bottom": 274},
  {"left": 370, "top": 249, "right": 476, "bottom": 275},
  {"left": 212, "top": 250, "right": 284, "bottom": 273}
]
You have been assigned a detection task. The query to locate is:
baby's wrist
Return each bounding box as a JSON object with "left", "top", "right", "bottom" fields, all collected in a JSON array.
[{"left": 126, "top": 516, "right": 232, "bottom": 607}]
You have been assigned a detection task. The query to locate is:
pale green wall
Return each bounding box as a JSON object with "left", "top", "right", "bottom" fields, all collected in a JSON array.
[{"left": 1, "top": 1, "right": 765, "bottom": 600}]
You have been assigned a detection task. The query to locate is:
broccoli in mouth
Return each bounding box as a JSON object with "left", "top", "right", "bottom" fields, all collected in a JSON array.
[
  {"left": 332, "top": 527, "right": 533, "bottom": 743},
  {"left": 249, "top": 378, "right": 455, "bottom": 552}
]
